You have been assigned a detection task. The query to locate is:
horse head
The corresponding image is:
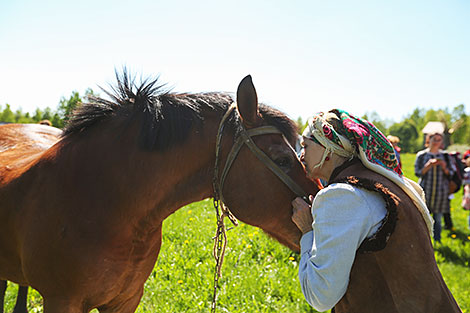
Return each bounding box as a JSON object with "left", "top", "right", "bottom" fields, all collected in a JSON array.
[{"left": 217, "top": 75, "right": 318, "bottom": 252}]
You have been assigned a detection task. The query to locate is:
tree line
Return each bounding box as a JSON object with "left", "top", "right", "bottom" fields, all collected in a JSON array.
[
  {"left": 1, "top": 90, "right": 468, "bottom": 153},
  {"left": 0, "top": 88, "right": 95, "bottom": 129}
]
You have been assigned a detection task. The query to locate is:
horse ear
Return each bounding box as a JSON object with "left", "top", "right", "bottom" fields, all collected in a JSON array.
[{"left": 236, "top": 75, "right": 261, "bottom": 127}]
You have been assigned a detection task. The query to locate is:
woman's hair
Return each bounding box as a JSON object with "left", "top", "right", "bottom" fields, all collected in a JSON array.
[{"left": 387, "top": 135, "right": 400, "bottom": 144}]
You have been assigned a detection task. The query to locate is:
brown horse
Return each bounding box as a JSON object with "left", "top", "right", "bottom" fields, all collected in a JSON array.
[
  {"left": 0, "top": 72, "right": 317, "bottom": 313},
  {"left": 1, "top": 123, "right": 63, "bottom": 313}
]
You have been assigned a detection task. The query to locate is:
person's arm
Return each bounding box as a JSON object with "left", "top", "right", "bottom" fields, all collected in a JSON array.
[
  {"left": 415, "top": 152, "right": 425, "bottom": 177},
  {"left": 295, "top": 184, "right": 385, "bottom": 312},
  {"left": 415, "top": 152, "right": 436, "bottom": 176},
  {"left": 438, "top": 159, "right": 450, "bottom": 176}
]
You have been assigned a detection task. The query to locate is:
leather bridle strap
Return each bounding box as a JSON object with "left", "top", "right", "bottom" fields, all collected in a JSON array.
[
  {"left": 219, "top": 126, "right": 308, "bottom": 201},
  {"left": 214, "top": 104, "right": 309, "bottom": 204}
]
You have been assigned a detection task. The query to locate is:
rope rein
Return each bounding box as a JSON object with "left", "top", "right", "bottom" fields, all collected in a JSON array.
[
  {"left": 210, "top": 103, "right": 308, "bottom": 312},
  {"left": 211, "top": 104, "right": 238, "bottom": 313}
]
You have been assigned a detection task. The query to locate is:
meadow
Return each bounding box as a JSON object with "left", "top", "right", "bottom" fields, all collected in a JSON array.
[{"left": 4, "top": 153, "right": 470, "bottom": 312}]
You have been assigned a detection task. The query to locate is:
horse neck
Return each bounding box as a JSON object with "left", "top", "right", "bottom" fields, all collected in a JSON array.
[{"left": 49, "top": 112, "right": 224, "bottom": 223}]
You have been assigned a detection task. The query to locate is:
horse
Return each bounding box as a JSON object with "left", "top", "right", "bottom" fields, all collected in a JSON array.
[
  {"left": 0, "top": 123, "right": 63, "bottom": 313},
  {"left": 0, "top": 72, "right": 318, "bottom": 313}
]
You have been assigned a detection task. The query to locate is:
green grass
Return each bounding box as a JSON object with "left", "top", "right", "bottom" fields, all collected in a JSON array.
[{"left": 4, "top": 153, "right": 469, "bottom": 312}]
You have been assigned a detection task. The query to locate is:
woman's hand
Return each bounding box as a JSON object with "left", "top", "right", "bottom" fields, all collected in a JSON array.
[
  {"left": 422, "top": 158, "right": 439, "bottom": 175},
  {"left": 292, "top": 195, "right": 314, "bottom": 234}
]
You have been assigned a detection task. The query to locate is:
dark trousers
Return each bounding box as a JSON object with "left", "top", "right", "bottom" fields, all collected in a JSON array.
[{"left": 444, "top": 212, "right": 453, "bottom": 229}]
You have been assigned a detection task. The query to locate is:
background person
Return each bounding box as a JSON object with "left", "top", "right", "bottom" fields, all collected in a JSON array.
[
  {"left": 291, "top": 109, "right": 460, "bottom": 313},
  {"left": 387, "top": 135, "right": 402, "bottom": 167},
  {"left": 414, "top": 133, "right": 453, "bottom": 243},
  {"left": 462, "top": 156, "right": 470, "bottom": 232}
]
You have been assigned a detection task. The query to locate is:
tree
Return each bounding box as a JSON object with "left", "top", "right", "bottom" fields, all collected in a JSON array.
[
  {"left": 362, "top": 111, "right": 388, "bottom": 134},
  {"left": 56, "top": 88, "right": 96, "bottom": 128},
  {"left": 388, "top": 120, "right": 420, "bottom": 153},
  {"left": 0, "top": 104, "right": 15, "bottom": 123},
  {"left": 448, "top": 104, "right": 468, "bottom": 144},
  {"left": 296, "top": 116, "right": 307, "bottom": 134},
  {"left": 56, "top": 91, "right": 81, "bottom": 128}
]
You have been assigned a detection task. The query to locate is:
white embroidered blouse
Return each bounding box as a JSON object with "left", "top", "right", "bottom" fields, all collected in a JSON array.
[{"left": 299, "top": 182, "right": 387, "bottom": 312}]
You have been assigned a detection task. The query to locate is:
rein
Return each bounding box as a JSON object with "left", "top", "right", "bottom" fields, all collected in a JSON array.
[{"left": 210, "top": 104, "right": 309, "bottom": 312}]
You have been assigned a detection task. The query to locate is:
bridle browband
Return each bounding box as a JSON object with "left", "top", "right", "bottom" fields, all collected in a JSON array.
[{"left": 210, "top": 103, "right": 309, "bottom": 313}]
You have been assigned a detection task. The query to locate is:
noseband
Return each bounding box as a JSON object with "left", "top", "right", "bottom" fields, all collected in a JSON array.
[{"left": 213, "top": 103, "right": 309, "bottom": 205}]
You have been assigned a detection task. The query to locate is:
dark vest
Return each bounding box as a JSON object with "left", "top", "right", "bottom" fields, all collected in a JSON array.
[{"left": 330, "top": 161, "right": 461, "bottom": 313}]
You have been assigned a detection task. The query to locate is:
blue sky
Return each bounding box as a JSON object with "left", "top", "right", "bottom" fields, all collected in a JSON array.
[{"left": 1, "top": 0, "right": 469, "bottom": 122}]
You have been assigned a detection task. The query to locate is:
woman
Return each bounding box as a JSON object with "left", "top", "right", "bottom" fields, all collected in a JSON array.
[
  {"left": 386, "top": 135, "right": 402, "bottom": 168},
  {"left": 291, "top": 110, "right": 461, "bottom": 313},
  {"left": 414, "top": 133, "right": 453, "bottom": 242}
]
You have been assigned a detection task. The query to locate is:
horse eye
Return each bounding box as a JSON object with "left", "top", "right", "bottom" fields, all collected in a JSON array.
[{"left": 275, "top": 157, "right": 291, "bottom": 168}]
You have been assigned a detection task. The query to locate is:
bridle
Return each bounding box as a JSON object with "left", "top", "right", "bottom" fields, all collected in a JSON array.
[
  {"left": 210, "top": 103, "right": 309, "bottom": 312},
  {"left": 213, "top": 104, "right": 309, "bottom": 203}
]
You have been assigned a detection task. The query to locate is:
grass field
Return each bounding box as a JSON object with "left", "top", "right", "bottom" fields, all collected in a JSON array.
[{"left": 4, "top": 153, "right": 470, "bottom": 312}]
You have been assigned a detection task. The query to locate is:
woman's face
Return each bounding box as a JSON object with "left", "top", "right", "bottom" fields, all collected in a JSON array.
[
  {"left": 429, "top": 134, "right": 443, "bottom": 149},
  {"left": 300, "top": 137, "right": 326, "bottom": 180}
]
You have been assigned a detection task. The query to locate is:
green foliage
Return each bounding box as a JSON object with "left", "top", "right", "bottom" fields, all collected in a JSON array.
[
  {"left": 0, "top": 104, "right": 16, "bottom": 123},
  {"left": 55, "top": 89, "right": 95, "bottom": 128},
  {"left": 388, "top": 119, "right": 420, "bottom": 153},
  {"left": 296, "top": 116, "right": 307, "bottom": 134},
  {"left": 0, "top": 89, "right": 95, "bottom": 128}
]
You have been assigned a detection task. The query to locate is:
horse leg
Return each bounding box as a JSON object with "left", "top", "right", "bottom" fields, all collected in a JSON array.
[
  {"left": 12, "top": 286, "right": 28, "bottom": 313},
  {"left": 0, "top": 280, "right": 7, "bottom": 313},
  {"left": 43, "top": 298, "right": 84, "bottom": 313}
]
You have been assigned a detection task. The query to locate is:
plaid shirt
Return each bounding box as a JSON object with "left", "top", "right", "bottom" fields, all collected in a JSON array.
[{"left": 414, "top": 149, "right": 454, "bottom": 214}]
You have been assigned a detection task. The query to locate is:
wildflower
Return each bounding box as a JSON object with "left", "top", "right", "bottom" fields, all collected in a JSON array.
[
  {"left": 451, "top": 234, "right": 457, "bottom": 239},
  {"left": 187, "top": 210, "right": 192, "bottom": 214},
  {"left": 247, "top": 244, "right": 252, "bottom": 249},
  {"left": 189, "top": 217, "right": 194, "bottom": 221},
  {"left": 184, "top": 240, "right": 189, "bottom": 244},
  {"left": 177, "top": 280, "right": 183, "bottom": 284},
  {"left": 289, "top": 256, "right": 295, "bottom": 261},
  {"left": 260, "top": 251, "right": 265, "bottom": 255}
]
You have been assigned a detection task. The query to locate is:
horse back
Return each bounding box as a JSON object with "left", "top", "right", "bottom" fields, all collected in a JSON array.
[{"left": 0, "top": 123, "right": 62, "bottom": 184}]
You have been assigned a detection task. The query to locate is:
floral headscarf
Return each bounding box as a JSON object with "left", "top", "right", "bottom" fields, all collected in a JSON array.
[
  {"left": 303, "top": 109, "right": 433, "bottom": 236},
  {"left": 303, "top": 109, "right": 402, "bottom": 175}
]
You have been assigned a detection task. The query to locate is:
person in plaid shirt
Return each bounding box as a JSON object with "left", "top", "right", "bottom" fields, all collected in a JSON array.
[
  {"left": 462, "top": 156, "right": 470, "bottom": 232},
  {"left": 415, "top": 133, "right": 454, "bottom": 243}
]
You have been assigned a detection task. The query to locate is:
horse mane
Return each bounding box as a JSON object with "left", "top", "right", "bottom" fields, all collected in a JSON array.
[{"left": 63, "top": 70, "right": 298, "bottom": 151}]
